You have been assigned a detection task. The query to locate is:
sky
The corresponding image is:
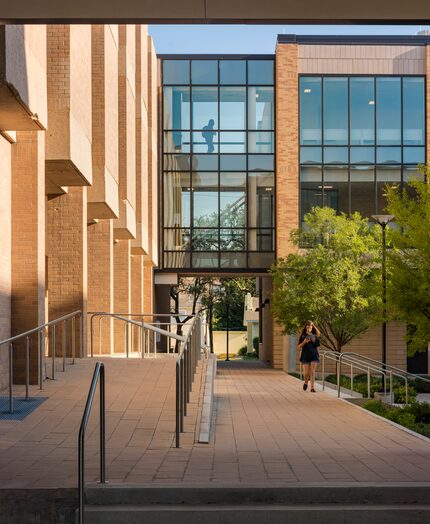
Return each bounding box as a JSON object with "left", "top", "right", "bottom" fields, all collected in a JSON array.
[{"left": 149, "top": 24, "right": 430, "bottom": 55}]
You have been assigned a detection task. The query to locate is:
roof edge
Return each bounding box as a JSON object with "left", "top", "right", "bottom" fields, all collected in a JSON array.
[{"left": 277, "top": 34, "right": 430, "bottom": 45}]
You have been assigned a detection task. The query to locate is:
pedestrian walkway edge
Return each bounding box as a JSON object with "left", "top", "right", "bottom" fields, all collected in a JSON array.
[{"left": 198, "top": 354, "right": 217, "bottom": 443}]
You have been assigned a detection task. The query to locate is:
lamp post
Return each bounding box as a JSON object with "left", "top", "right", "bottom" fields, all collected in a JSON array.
[
  {"left": 371, "top": 214, "right": 394, "bottom": 373},
  {"left": 225, "top": 287, "right": 230, "bottom": 362}
]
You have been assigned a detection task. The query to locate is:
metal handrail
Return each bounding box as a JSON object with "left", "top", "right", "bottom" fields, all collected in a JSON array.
[
  {"left": 175, "top": 315, "right": 202, "bottom": 448},
  {"left": 338, "top": 351, "right": 409, "bottom": 404},
  {"left": 0, "top": 310, "right": 83, "bottom": 413},
  {"left": 78, "top": 362, "right": 106, "bottom": 524},
  {"left": 89, "top": 312, "right": 187, "bottom": 358},
  {"left": 319, "top": 350, "right": 387, "bottom": 399}
]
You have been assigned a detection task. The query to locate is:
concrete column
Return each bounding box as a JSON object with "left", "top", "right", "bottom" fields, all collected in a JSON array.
[
  {"left": 11, "top": 131, "right": 46, "bottom": 384},
  {"left": 113, "top": 239, "right": 131, "bottom": 354},
  {"left": 46, "top": 187, "right": 87, "bottom": 357},
  {"left": 131, "top": 254, "right": 144, "bottom": 351},
  {"left": 87, "top": 220, "right": 114, "bottom": 356}
]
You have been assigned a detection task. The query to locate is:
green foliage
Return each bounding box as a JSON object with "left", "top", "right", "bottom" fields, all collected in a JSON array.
[
  {"left": 363, "top": 400, "right": 430, "bottom": 437},
  {"left": 385, "top": 165, "right": 430, "bottom": 356},
  {"left": 238, "top": 345, "right": 248, "bottom": 356},
  {"left": 271, "top": 207, "right": 382, "bottom": 352},
  {"left": 242, "top": 352, "right": 259, "bottom": 360},
  {"left": 212, "top": 278, "right": 256, "bottom": 331},
  {"left": 253, "top": 336, "right": 259, "bottom": 351}
]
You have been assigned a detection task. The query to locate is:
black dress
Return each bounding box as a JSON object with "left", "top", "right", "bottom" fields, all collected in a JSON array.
[{"left": 299, "top": 334, "right": 320, "bottom": 363}]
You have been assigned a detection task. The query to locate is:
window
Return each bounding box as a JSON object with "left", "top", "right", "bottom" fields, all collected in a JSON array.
[
  {"left": 350, "top": 78, "right": 375, "bottom": 145},
  {"left": 163, "top": 60, "right": 189, "bottom": 84},
  {"left": 376, "top": 78, "right": 401, "bottom": 145},
  {"left": 323, "top": 77, "right": 348, "bottom": 145},
  {"left": 248, "top": 60, "right": 274, "bottom": 85},
  {"left": 300, "top": 77, "right": 322, "bottom": 145},
  {"left": 163, "top": 87, "right": 190, "bottom": 130},
  {"left": 192, "top": 60, "right": 218, "bottom": 84},
  {"left": 220, "top": 60, "right": 246, "bottom": 85}
]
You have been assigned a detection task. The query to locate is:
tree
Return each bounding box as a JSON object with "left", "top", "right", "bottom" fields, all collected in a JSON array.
[
  {"left": 385, "top": 165, "right": 430, "bottom": 356},
  {"left": 270, "top": 207, "right": 382, "bottom": 352},
  {"left": 212, "top": 278, "right": 256, "bottom": 331}
]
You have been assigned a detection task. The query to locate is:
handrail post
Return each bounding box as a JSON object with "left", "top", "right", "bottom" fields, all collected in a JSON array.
[
  {"left": 125, "top": 323, "right": 129, "bottom": 358},
  {"left": 99, "top": 316, "right": 103, "bottom": 356},
  {"left": 39, "top": 330, "right": 43, "bottom": 390},
  {"left": 62, "top": 320, "right": 66, "bottom": 372},
  {"left": 25, "top": 336, "right": 30, "bottom": 401},
  {"left": 337, "top": 354, "right": 342, "bottom": 398},
  {"left": 405, "top": 377, "right": 409, "bottom": 405},
  {"left": 80, "top": 313, "right": 84, "bottom": 358},
  {"left": 141, "top": 325, "right": 145, "bottom": 359},
  {"left": 176, "top": 360, "right": 180, "bottom": 447},
  {"left": 350, "top": 363, "right": 353, "bottom": 395},
  {"left": 72, "top": 316, "right": 76, "bottom": 364},
  {"left": 182, "top": 353, "right": 187, "bottom": 418},
  {"left": 9, "top": 343, "right": 13, "bottom": 414},
  {"left": 389, "top": 370, "right": 393, "bottom": 405},
  {"left": 100, "top": 365, "right": 106, "bottom": 483},
  {"left": 367, "top": 368, "right": 371, "bottom": 398},
  {"left": 52, "top": 325, "right": 56, "bottom": 380},
  {"left": 90, "top": 314, "right": 95, "bottom": 358}
]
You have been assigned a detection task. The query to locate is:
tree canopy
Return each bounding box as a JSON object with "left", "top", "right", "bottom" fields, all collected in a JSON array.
[
  {"left": 385, "top": 165, "right": 430, "bottom": 356},
  {"left": 270, "top": 207, "right": 382, "bottom": 352}
]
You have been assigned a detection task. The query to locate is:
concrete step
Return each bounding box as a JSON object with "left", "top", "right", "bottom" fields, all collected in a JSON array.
[
  {"left": 83, "top": 504, "right": 430, "bottom": 524},
  {"left": 85, "top": 484, "right": 430, "bottom": 506}
]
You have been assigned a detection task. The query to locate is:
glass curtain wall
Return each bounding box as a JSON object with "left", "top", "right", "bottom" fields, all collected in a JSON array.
[
  {"left": 162, "top": 58, "right": 275, "bottom": 269},
  {"left": 299, "top": 75, "right": 425, "bottom": 224}
]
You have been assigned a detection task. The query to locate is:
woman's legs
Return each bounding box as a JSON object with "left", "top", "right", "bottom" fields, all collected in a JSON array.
[
  {"left": 310, "top": 361, "right": 317, "bottom": 388},
  {"left": 302, "top": 363, "right": 310, "bottom": 385}
]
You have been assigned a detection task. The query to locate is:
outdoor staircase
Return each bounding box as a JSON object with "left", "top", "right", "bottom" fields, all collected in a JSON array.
[{"left": 80, "top": 485, "right": 430, "bottom": 523}]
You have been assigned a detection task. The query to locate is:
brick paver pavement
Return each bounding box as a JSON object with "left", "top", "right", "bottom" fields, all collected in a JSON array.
[{"left": 0, "top": 358, "right": 429, "bottom": 488}]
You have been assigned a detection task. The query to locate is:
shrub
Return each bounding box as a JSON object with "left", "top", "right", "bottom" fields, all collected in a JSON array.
[
  {"left": 238, "top": 345, "right": 248, "bottom": 356},
  {"left": 253, "top": 337, "right": 259, "bottom": 356}
]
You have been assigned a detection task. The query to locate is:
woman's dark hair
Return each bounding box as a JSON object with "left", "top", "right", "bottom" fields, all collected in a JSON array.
[{"left": 300, "top": 320, "right": 319, "bottom": 337}]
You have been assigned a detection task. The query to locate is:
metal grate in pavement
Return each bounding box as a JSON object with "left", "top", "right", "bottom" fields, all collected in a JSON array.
[{"left": 0, "top": 396, "right": 47, "bottom": 421}]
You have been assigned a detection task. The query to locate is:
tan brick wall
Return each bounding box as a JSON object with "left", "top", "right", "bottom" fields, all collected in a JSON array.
[
  {"left": 131, "top": 254, "right": 144, "bottom": 350},
  {"left": 0, "top": 136, "right": 11, "bottom": 390},
  {"left": 299, "top": 45, "right": 426, "bottom": 74},
  {"left": 11, "top": 131, "right": 45, "bottom": 384},
  {"left": 87, "top": 220, "right": 114, "bottom": 355},
  {"left": 272, "top": 43, "right": 299, "bottom": 369},
  {"left": 147, "top": 37, "right": 158, "bottom": 266},
  {"left": 46, "top": 187, "right": 87, "bottom": 357},
  {"left": 113, "top": 240, "right": 131, "bottom": 353},
  {"left": 46, "top": 25, "right": 92, "bottom": 190},
  {"left": 0, "top": 25, "right": 47, "bottom": 130},
  {"left": 143, "top": 260, "right": 154, "bottom": 315},
  {"left": 88, "top": 25, "right": 119, "bottom": 220}
]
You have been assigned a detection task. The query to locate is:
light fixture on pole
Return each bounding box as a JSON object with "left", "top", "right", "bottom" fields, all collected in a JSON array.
[{"left": 371, "top": 214, "right": 394, "bottom": 374}]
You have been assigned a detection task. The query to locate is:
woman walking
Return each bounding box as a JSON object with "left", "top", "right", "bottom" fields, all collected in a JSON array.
[{"left": 298, "top": 321, "right": 321, "bottom": 392}]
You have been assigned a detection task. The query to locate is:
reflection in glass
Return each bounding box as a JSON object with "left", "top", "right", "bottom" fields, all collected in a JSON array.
[
  {"left": 192, "top": 60, "right": 218, "bottom": 84},
  {"left": 192, "top": 154, "right": 218, "bottom": 171},
  {"left": 376, "top": 78, "right": 401, "bottom": 145},
  {"left": 248, "top": 172, "right": 274, "bottom": 231},
  {"left": 403, "top": 166, "right": 425, "bottom": 199},
  {"left": 220, "top": 87, "right": 246, "bottom": 129},
  {"left": 300, "top": 166, "right": 322, "bottom": 223},
  {"left": 220, "top": 253, "right": 247, "bottom": 268},
  {"left": 323, "top": 166, "right": 349, "bottom": 214},
  {"left": 219, "top": 172, "right": 246, "bottom": 188},
  {"left": 163, "top": 228, "right": 191, "bottom": 250},
  {"left": 193, "top": 191, "right": 219, "bottom": 227},
  {"left": 300, "top": 147, "right": 322, "bottom": 164},
  {"left": 403, "top": 77, "right": 425, "bottom": 145},
  {"left": 163, "top": 60, "right": 189, "bottom": 84},
  {"left": 377, "top": 147, "right": 401, "bottom": 164},
  {"left": 403, "top": 147, "right": 425, "bottom": 165},
  {"left": 220, "top": 229, "right": 246, "bottom": 250},
  {"left": 350, "top": 147, "right": 375, "bottom": 164},
  {"left": 248, "top": 155, "right": 274, "bottom": 171},
  {"left": 163, "top": 87, "right": 190, "bottom": 129},
  {"left": 192, "top": 87, "right": 218, "bottom": 130},
  {"left": 300, "top": 77, "right": 322, "bottom": 145},
  {"left": 248, "top": 252, "right": 275, "bottom": 268},
  {"left": 219, "top": 132, "right": 246, "bottom": 153},
  {"left": 324, "top": 147, "right": 348, "bottom": 164},
  {"left": 248, "top": 87, "right": 274, "bottom": 130},
  {"left": 219, "top": 60, "right": 246, "bottom": 84},
  {"left": 220, "top": 191, "right": 246, "bottom": 227},
  {"left": 248, "top": 229, "right": 274, "bottom": 252},
  {"left": 164, "top": 132, "right": 190, "bottom": 153},
  {"left": 219, "top": 155, "right": 246, "bottom": 171},
  {"left": 192, "top": 230, "right": 219, "bottom": 251},
  {"left": 350, "top": 165, "right": 375, "bottom": 217},
  {"left": 376, "top": 166, "right": 401, "bottom": 213},
  {"left": 164, "top": 252, "right": 190, "bottom": 268},
  {"left": 192, "top": 131, "right": 218, "bottom": 153},
  {"left": 192, "top": 252, "right": 219, "bottom": 268},
  {"left": 248, "top": 132, "right": 274, "bottom": 153},
  {"left": 248, "top": 60, "right": 274, "bottom": 85},
  {"left": 192, "top": 172, "right": 218, "bottom": 188},
  {"left": 164, "top": 154, "right": 191, "bottom": 171},
  {"left": 163, "top": 173, "right": 190, "bottom": 227},
  {"left": 324, "top": 77, "right": 348, "bottom": 145},
  {"left": 350, "top": 77, "right": 375, "bottom": 145}
]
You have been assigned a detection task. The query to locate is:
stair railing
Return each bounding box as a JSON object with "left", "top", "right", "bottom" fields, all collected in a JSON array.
[{"left": 0, "top": 310, "right": 83, "bottom": 413}]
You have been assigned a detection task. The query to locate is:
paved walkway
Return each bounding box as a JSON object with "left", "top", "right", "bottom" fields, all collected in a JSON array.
[{"left": 0, "top": 359, "right": 429, "bottom": 488}]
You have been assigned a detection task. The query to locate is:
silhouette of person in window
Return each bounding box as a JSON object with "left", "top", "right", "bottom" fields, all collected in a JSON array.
[{"left": 202, "top": 119, "right": 216, "bottom": 153}]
